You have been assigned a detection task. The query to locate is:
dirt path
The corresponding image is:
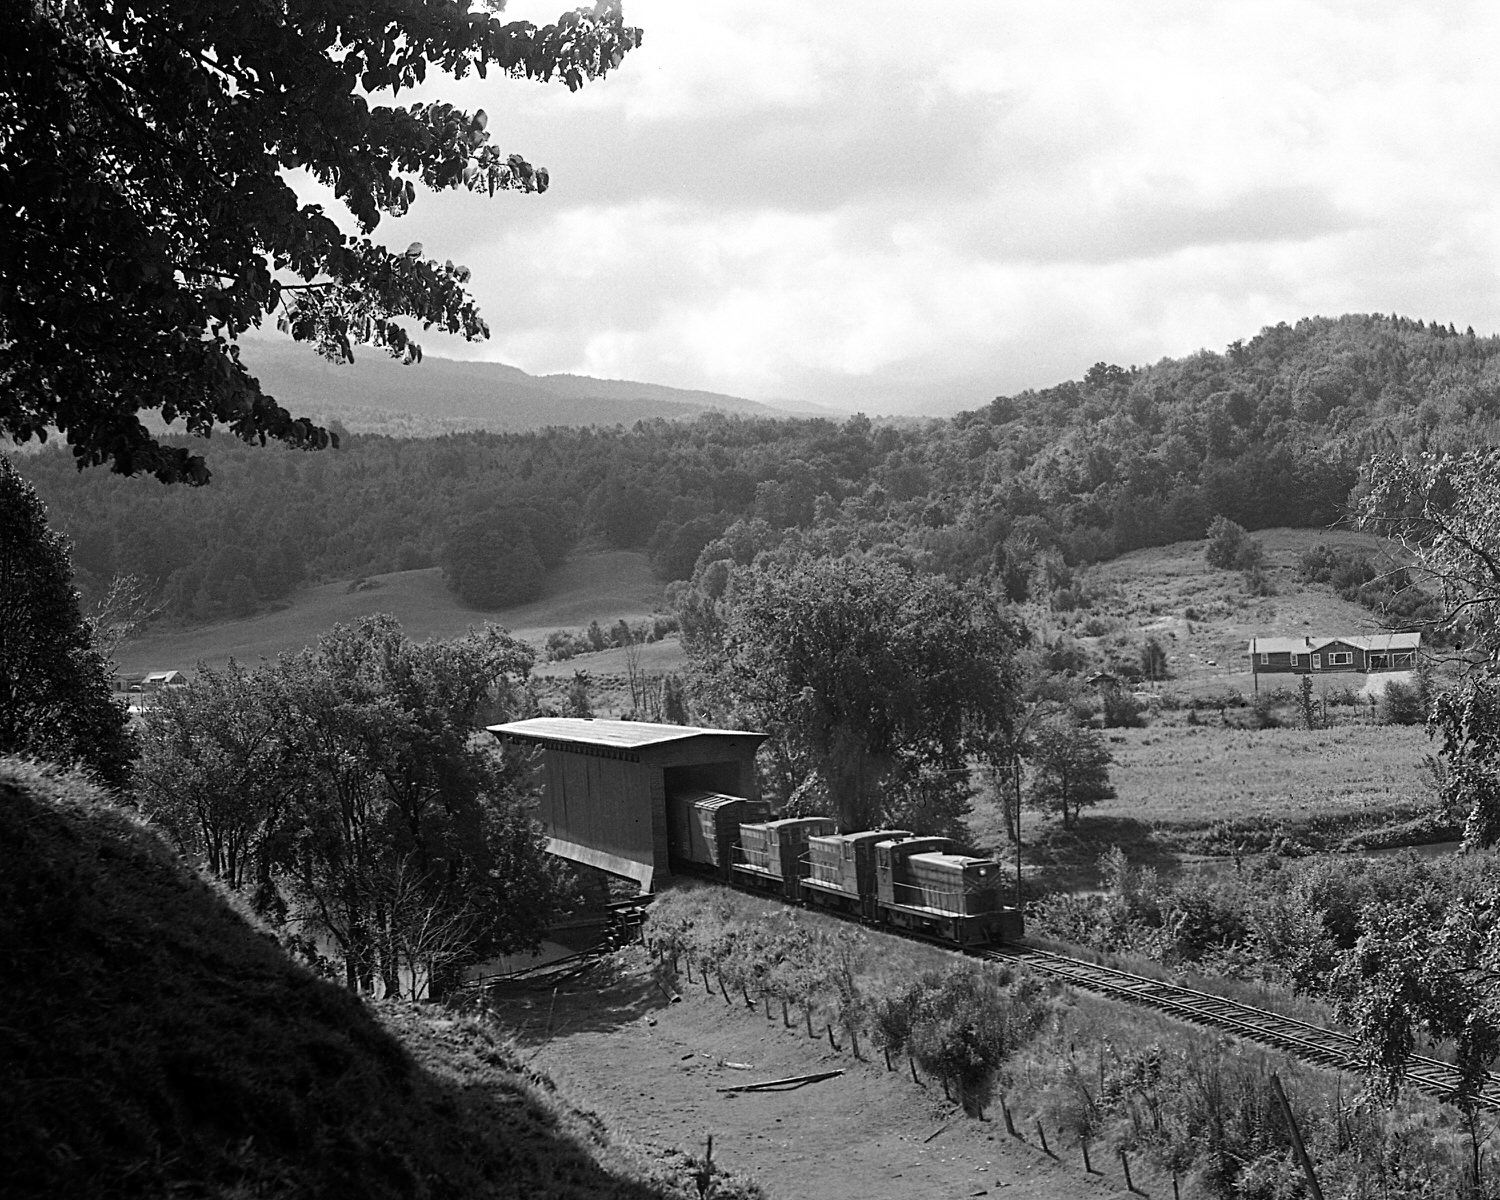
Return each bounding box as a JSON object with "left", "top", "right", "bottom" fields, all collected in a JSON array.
[{"left": 498, "top": 953, "right": 1133, "bottom": 1200}]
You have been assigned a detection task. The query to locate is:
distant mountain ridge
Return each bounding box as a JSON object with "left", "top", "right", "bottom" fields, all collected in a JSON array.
[{"left": 237, "top": 339, "right": 825, "bottom": 436}]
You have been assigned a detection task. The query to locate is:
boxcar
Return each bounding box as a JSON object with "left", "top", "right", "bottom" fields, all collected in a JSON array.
[{"left": 665, "top": 790, "right": 770, "bottom": 878}]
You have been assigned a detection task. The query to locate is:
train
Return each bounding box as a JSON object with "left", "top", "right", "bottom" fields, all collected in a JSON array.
[{"left": 665, "top": 789, "right": 1022, "bottom": 946}]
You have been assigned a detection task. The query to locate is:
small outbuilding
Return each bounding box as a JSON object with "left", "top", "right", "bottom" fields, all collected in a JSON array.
[{"left": 487, "top": 717, "right": 766, "bottom": 893}]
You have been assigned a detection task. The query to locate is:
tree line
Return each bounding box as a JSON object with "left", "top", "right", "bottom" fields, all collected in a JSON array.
[{"left": 23, "top": 313, "right": 1500, "bottom": 629}]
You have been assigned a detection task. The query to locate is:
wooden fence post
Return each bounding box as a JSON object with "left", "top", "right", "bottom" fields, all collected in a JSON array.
[
  {"left": 1000, "top": 1096, "right": 1016, "bottom": 1137},
  {"left": 1119, "top": 1148, "right": 1138, "bottom": 1195},
  {"left": 1271, "top": 1073, "right": 1326, "bottom": 1200}
]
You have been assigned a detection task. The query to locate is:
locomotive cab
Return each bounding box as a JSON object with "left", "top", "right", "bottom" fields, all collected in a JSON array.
[{"left": 875, "top": 836, "right": 1011, "bottom": 945}]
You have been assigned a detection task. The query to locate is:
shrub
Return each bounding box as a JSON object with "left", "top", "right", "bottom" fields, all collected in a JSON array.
[
  {"left": 1101, "top": 687, "right": 1146, "bottom": 729},
  {"left": 906, "top": 965, "right": 1016, "bottom": 1114},
  {"left": 1241, "top": 565, "right": 1275, "bottom": 596},
  {"left": 1205, "top": 516, "right": 1263, "bottom": 571},
  {"left": 1379, "top": 679, "right": 1426, "bottom": 725}
]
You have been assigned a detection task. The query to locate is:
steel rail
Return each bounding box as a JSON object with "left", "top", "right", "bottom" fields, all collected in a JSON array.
[{"left": 984, "top": 945, "right": 1500, "bottom": 1109}]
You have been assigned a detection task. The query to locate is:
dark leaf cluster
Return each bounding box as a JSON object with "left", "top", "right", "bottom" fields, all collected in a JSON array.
[{"left": 0, "top": 0, "right": 640, "bottom": 483}]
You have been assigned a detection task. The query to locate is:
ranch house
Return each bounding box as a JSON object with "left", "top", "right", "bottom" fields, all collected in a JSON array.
[{"left": 1246, "top": 633, "right": 1421, "bottom": 677}]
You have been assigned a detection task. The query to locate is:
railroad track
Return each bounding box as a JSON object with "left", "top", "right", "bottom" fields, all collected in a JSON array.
[{"left": 985, "top": 944, "right": 1500, "bottom": 1109}]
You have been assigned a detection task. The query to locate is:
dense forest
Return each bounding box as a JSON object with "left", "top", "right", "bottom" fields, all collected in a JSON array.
[{"left": 17, "top": 313, "right": 1500, "bottom": 626}]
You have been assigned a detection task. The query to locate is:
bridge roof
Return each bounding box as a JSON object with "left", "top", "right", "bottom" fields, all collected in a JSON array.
[{"left": 487, "top": 717, "right": 764, "bottom": 751}]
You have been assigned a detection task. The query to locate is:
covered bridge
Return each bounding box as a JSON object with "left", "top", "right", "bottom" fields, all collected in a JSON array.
[{"left": 487, "top": 717, "right": 766, "bottom": 893}]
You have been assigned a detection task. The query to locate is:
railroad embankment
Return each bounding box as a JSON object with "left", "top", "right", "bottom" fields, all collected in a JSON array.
[{"left": 0, "top": 759, "right": 763, "bottom": 1199}]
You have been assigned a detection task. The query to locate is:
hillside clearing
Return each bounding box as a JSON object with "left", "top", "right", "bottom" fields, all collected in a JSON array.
[
  {"left": 116, "top": 551, "right": 670, "bottom": 673},
  {"left": 1074, "top": 528, "right": 1424, "bottom": 694}
]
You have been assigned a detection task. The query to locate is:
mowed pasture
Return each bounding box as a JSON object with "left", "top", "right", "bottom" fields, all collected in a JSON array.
[
  {"left": 1103, "top": 720, "right": 1432, "bottom": 842},
  {"left": 116, "top": 550, "right": 673, "bottom": 674}
]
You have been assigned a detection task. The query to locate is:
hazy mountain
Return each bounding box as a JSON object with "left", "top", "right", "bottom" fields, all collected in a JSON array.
[{"left": 237, "top": 339, "right": 832, "bottom": 436}]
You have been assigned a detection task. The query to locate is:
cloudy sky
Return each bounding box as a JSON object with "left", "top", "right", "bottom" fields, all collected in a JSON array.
[{"left": 347, "top": 0, "right": 1500, "bottom": 415}]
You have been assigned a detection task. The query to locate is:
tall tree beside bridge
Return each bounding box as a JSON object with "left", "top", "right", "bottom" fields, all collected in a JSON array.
[
  {"left": 0, "top": 458, "right": 133, "bottom": 787},
  {"left": 694, "top": 555, "right": 1025, "bottom": 836},
  {"left": 0, "top": 0, "right": 641, "bottom": 484},
  {"left": 137, "top": 616, "right": 566, "bottom": 996}
]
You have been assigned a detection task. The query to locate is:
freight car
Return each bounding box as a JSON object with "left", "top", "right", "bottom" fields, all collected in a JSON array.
[
  {"left": 665, "top": 790, "right": 770, "bottom": 880},
  {"left": 665, "top": 791, "right": 1020, "bottom": 945}
]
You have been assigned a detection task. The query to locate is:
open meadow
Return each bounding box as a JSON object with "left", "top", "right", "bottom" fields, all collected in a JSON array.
[
  {"left": 968, "top": 715, "right": 1439, "bottom": 882},
  {"left": 1100, "top": 720, "right": 1430, "bottom": 848}
]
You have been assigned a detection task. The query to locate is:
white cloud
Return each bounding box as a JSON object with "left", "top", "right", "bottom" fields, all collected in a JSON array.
[{"left": 337, "top": 0, "right": 1500, "bottom": 412}]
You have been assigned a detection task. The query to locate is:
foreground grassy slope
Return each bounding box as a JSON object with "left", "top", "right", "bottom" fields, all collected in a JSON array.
[
  {"left": 0, "top": 760, "right": 759, "bottom": 1199},
  {"left": 115, "top": 550, "right": 670, "bottom": 674}
]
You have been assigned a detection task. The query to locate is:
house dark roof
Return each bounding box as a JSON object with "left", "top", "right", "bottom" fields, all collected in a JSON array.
[{"left": 1246, "top": 633, "right": 1421, "bottom": 655}]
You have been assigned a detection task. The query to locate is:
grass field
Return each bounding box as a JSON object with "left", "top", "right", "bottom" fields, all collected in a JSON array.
[
  {"left": 116, "top": 550, "right": 672, "bottom": 674},
  {"left": 1104, "top": 719, "right": 1431, "bottom": 841},
  {"left": 970, "top": 714, "right": 1441, "bottom": 886}
]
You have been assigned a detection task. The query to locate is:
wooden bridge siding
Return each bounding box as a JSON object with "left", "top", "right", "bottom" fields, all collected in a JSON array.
[{"left": 541, "top": 749, "right": 659, "bottom": 877}]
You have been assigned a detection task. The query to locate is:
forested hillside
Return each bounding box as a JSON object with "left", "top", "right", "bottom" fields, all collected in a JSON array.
[{"left": 19, "top": 313, "right": 1500, "bottom": 627}]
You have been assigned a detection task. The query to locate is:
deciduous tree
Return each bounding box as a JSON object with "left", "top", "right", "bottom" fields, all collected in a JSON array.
[
  {"left": 1361, "top": 451, "right": 1500, "bottom": 846},
  {"left": 696, "top": 555, "right": 1024, "bottom": 832},
  {"left": 1204, "top": 514, "right": 1263, "bottom": 571},
  {"left": 0, "top": 457, "right": 133, "bottom": 786},
  {"left": 1360, "top": 450, "right": 1500, "bottom": 668},
  {"left": 137, "top": 615, "right": 564, "bottom": 995},
  {"left": 1026, "top": 720, "right": 1114, "bottom": 830},
  {"left": 1, "top": 0, "right": 641, "bottom": 483}
]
